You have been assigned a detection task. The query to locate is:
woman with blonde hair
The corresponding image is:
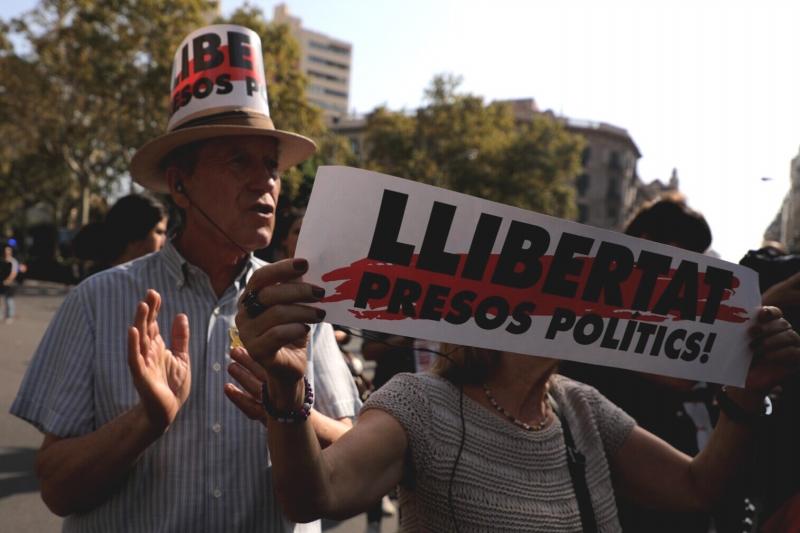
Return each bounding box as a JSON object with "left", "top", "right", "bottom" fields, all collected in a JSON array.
[{"left": 225, "top": 258, "right": 800, "bottom": 532}]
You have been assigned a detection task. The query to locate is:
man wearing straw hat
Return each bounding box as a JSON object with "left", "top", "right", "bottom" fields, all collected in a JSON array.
[{"left": 11, "top": 25, "right": 360, "bottom": 532}]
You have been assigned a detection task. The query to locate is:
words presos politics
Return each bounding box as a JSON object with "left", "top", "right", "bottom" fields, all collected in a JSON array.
[{"left": 335, "top": 189, "right": 744, "bottom": 365}]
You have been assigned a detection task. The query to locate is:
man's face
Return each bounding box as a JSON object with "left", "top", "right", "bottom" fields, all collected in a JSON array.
[{"left": 183, "top": 136, "right": 281, "bottom": 252}]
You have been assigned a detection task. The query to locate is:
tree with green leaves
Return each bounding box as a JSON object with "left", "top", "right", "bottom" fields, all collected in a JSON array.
[
  {"left": 0, "top": 0, "right": 215, "bottom": 227},
  {"left": 365, "top": 74, "right": 583, "bottom": 218}
]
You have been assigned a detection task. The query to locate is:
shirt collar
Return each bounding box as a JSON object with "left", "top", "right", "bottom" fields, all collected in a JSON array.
[{"left": 160, "top": 239, "right": 260, "bottom": 291}]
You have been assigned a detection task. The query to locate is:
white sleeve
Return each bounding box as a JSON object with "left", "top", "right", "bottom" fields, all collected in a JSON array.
[{"left": 308, "top": 323, "right": 361, "bottom": 419}]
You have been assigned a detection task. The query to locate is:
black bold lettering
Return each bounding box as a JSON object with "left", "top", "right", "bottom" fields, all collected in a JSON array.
[
  {"left": 681, "top": 332, "right": 704, "bottom": 361},
  {"left": 192, "top": 33, "right": 224, "bottom": 72},
  {"left": 416, "top": 201, "right": 459, "bottom": 275},
  {"left": 649, "top": 325, "right": 668, "bottom": 356},
  {"left": 652, "top": 261, "right": 698, "bottom": 321},
  {"left": 474, "top": 296, "right": 510, "bottom": 330},
  {"left": 583, "top": 242, "right": 635, "bottom": 306},
  {"left": 445, "top": 290, "right": 477, "bottom": 325},
  {"left": 462, "top": 213, "right": 502, "bottom": 281},
  {"left": 700, "top": 267, "right": 734, "bottom": 324},
  {"left": 419, "top": 284, "right": 451, "bottom": 321},
  {"left": 600, "top": 317, "right": 621, "bottom": 349},
  {"left": 228, "top": 31, "right": 253, "bottom": 69},
  {"left": 192, "top": 77, "right": 214, "bottom": 99},
  {"left": 618, "top": 319, "right": 638, "bottom": 351},
  {"left": 179, "top": 43, "right": 190, "bottom": 83},
  {"left": 633, "top": 322, "right": 658, "bottom": 354},
  {"left": 574, "top": 314, "right": 604, "bottom": 345},
  {"left": 545, "top": 308, "right": 576, "bottom": 339},
  {"left": 387, "top": 278, "right": 422, "bottom": 317},
  {"left": 542, "top": 233, "right": 594, "bottom": 298},
  {"left": 353, "top": 272, "right": 390, "bottom": 308},
  {"left": 506, "top": 302, "right": 535, "bottom": 334},
  {"left": 367, "top": 190, "right": 414, "bottom": 266},
  {"left": 664, "top": 329, "right": 686, "bottom": 359},
  {"left": 246, "top": 76, "right": 258, "bottom": 96},
  {"left": 491, "top": 221, "right": 550, "bottom": 288},
  {"left": 632, "top": 251, "right": 672, "bottom": 311},
  {"left": 215, "top": 74, "right": 233, "bottom": 94}
]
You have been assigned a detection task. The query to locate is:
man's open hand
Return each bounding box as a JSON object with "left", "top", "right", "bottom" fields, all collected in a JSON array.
[{"left": 127, "top": 289, "right": 191, "bottom": 432}]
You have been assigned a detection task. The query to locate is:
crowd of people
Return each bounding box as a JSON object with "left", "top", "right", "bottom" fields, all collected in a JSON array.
[{"left": 9, "top": 22, "right": 800, "bottom": 533}]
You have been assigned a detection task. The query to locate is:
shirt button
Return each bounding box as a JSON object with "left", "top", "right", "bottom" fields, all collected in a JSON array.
[
  {"left": 212, "top": 423, "right": 222, "bottom": 433},
  {"left": 213, "top": 488, "right": 222, "bottom": 498},
  {"left": 212, "top": 363, "right": 222, "bottom": 372}
]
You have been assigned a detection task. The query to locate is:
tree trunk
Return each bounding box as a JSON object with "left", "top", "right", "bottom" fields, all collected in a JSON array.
[{"left": 80, "top": 182, "right": 90, "bottom": 226}]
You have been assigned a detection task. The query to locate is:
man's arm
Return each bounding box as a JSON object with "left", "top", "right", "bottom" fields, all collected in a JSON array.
[
  {"left": 35, "top": 290, "right": 191, "bottom": 516},
  {"left": 37, "top": 405, "right": 164, "bottom": 516}
]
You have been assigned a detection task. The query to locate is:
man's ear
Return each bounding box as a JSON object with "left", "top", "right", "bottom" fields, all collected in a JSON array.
[{"left": 166, "top": 167, "right": 190, "bottom": 209}]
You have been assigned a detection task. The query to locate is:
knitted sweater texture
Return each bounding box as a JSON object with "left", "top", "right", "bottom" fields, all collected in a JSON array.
[{"left": 362, "top": 373, "right": 635, "bottom": 532}]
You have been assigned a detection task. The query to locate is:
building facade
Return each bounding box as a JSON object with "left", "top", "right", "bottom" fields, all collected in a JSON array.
[
  {"left": 273, "top": 4, "right": 352, "bottom": 120},
  {"left": 764, "top": 147, "right": 800, "bottom": 252},
  {"left": 331, "top": 99, "right": 679, "bottom": 230}
]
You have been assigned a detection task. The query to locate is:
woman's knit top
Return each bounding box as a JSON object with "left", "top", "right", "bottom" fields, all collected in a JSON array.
[{"left": 362, "top": 372, "right": 636, "bottom": 532}]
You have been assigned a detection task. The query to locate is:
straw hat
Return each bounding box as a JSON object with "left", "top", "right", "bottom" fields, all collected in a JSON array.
[{"left": 131, "top": 24, "right": 316, "bottom": 193}]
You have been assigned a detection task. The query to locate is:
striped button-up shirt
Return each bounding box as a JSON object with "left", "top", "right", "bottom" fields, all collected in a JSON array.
[{"left": 11, "top": 241, "right": 361, "bottom": 532}]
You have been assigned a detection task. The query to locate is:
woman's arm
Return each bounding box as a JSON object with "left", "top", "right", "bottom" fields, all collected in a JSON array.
[
  {"left": 611, "top": 306, "right": 800, "bottom": 512},
  {"left": 225, "top": 353, "right": 407, "bottom": 522},
  {"left": 227, "top": 258, "right": 408, "bottom": 522}
]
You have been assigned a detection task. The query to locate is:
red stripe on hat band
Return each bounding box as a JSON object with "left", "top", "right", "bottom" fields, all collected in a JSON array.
[{"left": 171, "top": 44, "right": 265, "bottom": 98}]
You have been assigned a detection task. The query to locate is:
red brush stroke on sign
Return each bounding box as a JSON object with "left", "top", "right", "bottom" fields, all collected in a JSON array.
[
  {"left": 172, "top": 45, "right": 264, "bottom": 98},
  {"left": 320, "top": 254, "right": 748, "bottom": 323}
]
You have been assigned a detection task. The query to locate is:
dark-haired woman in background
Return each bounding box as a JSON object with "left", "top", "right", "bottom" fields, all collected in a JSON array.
[{"left": 74, "top": 194, "right": 168, "bottom": 275}]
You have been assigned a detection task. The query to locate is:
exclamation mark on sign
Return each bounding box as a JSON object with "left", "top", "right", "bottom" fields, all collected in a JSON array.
[{"left": 699, "top": 333, "right": 716, "bottom": 364}]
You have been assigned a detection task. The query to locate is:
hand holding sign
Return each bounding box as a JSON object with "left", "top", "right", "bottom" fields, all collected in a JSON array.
[
  {"left": 744, "top": 306, "right": 800, "bottom": 394},
  {"left": 233, "top": 258, "right": 325, "bottom": 407}
]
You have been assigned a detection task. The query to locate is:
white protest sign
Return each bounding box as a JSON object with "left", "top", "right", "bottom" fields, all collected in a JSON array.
[{"left": 296, "top": 166, "right": 762, "bottom": 386}]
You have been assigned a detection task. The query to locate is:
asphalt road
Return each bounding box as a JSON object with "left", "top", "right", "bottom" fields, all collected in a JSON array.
[{"left": 0, "top": 281, "right": 396, "bottom": 533}]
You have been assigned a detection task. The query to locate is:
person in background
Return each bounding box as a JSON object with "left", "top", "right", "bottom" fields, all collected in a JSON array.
[
  {"left": 0, "top": 241, "right": 20, "bottom": 323},
  {"left": 73, "top": 193, "right": 168, "bottom": 276},
  {"left": 562, "top": 195, "right": 747, "bottom": 532}
]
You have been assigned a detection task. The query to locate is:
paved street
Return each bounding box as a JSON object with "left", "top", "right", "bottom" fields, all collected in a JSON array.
[{"left": 0, "top": 281, "right": 396, "bottom": 532}]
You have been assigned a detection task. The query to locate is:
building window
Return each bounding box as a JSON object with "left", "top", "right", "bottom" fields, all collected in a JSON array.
[
  {"left": 581, "top": 147, "right": 591, "bottom": 166},
  {"left": 576, "top": 174, "right": 590, "bottom": 196},
  {"left": 307, "top": 69, "right": 348, "bottom": 84},
  {"left": 324, "top": 87, "right": 348, "bottom": 98},
  {"left": 578, "top": 204, "right": 589, "bottom": 223},
  {"left": 609, "top": 151, "right": 622, "bottom": 171},
  {"left": 308, "top": 55, "right": 349, "bottom": 71},
  {"left": 606, "top": 177, "right": 620, "bottom": 201},
  {"left": 309, "top": 40, "right": 350, "bottom": 55}
]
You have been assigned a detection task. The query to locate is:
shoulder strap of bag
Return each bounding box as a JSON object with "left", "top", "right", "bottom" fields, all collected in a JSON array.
[{"left": 550, "top": 396, "right": 598, "bottom": 533}]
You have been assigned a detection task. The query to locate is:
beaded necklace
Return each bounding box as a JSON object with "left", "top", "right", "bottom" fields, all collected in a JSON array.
[{"left": 482, "top": 384, "right": 550, "bottom": 431}]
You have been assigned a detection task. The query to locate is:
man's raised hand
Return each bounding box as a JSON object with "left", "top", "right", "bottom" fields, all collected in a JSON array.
[{"left": 127, "top": 289, "right": 191, "bottom": 433}]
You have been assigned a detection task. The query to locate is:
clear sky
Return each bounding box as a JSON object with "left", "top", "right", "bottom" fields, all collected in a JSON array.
[{"left": 3, "top": 0, "right": 797, "bottom": 262}]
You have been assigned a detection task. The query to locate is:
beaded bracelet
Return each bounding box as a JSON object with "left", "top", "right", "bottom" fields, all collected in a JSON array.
[
  {"left": 716, "top": 386, "right": 765, "bottom": 425},
  {"left": 261, "top": 376, "right": 314, "bottom": 423}
]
